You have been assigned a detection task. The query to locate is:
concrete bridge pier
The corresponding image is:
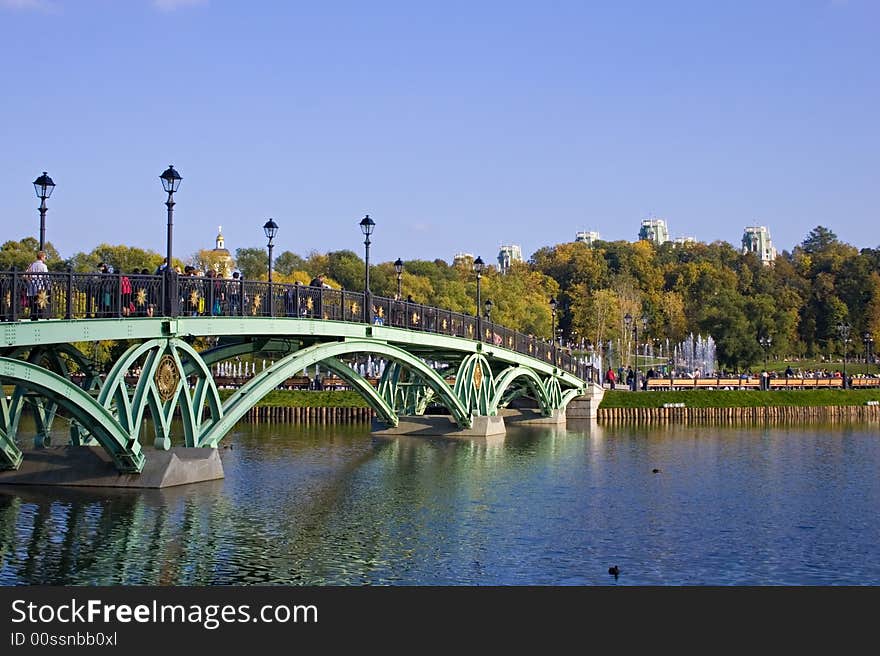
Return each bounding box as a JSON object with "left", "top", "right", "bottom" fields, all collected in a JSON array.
[
  {"left": 501, "top": 407, "right": 567, "bottom": 425},
  {"left": 565, "top": 384, "right": 606, "bottom": 420},
  {"left": 371, "top": 414, "right": 506, "bottom": 438}
]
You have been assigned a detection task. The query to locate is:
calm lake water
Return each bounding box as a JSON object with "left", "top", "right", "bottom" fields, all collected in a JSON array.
[{"left": 2, "top": 419, "right": 879, "bottom": 585}]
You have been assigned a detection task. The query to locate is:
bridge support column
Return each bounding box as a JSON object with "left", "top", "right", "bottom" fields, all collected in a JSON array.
[
  {"left": 0, "top": 446, "right": 224, "bottom": 488},
  {"left": 565, "top": 384, "right": 606, "bottom": 420},
  {"left": 371, "top": 414, "right": 505, "bottom": 438},
  {"left": 503, "top": 407, "right": 567, "bottom": 425}
]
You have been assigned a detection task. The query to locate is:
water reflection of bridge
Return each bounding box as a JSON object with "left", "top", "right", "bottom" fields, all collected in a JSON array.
[{"left": 0, "top": 270, "right": 599, "bottom": 477}]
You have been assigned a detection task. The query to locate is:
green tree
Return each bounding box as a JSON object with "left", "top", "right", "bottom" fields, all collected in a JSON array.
[
  {"left": 274, "top": 251, "right": 307, "bottom": 276},
  {"left": 1, "top": 237, "right": 63, "bottom": 270},
  {"left": 235, "top": 247, "right": 268, "bottom": 280}
]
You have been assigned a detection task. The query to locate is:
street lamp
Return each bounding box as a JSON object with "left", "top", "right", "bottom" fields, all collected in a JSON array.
[
  {"left": 624, "top": 312, "right": 633, "bottom": 370},
  {"left": 864, "top": 331, "right": 875, "bottom": 376},
  {"left": 394, "top": 258, "right": 404, "bottom": 299},
  {"left": 263, "top": 218, "right": 278, "bottom": 282},
  {"left": 838, "top": 323, "right": 851, "bottom": 388},
  {"left": 33, "top": 171, "right": 55, "bottom": 252},
  {"left": 759, "top": 335, "right": 772, "bottom": 388},
  {"left": 359, "top": 214, "right": 375, "bottom": 323},
  {"left": 550, "top": 296, "right": 558, "bottom": 364},
  {"left": 484, "top": 299, "right": 493, "bottom": 322},
  {"left": 160, "top": 165, "right": 182, "bottom": 316},
  {"left": 758, "top": 335, "right": 772, "bottom": 370},
  {"left": 474, "top": 255, "right": 484, "bottom": 340}
]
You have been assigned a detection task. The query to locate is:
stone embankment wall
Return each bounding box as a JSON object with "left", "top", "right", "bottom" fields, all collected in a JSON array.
[
  {"left": 246, "top": 406, "right": 374, "bottom": 423},
  {"left": 598, "top": 405, "right": 880, "bottom": 422}
]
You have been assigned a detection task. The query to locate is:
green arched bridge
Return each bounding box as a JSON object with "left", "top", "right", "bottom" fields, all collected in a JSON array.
[{"left": 0, "top": 270, "right": 597, "bottom": 474}]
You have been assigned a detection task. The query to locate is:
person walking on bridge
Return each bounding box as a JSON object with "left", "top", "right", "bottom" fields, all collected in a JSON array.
[{"left": 25, "top": 250, "right": 49, "bottom": 320}]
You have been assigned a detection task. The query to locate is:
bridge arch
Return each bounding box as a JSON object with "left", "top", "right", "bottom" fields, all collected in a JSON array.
[
  {"left": 197, "top": 339, "right": 471, "bottom": 447},
  {"left": 489, "top": 366, "right": 552, "bottom": 415},
  {"left": 98, "top": 338, "right": 224, "bottom": 449},
  {"left": 0, "top": 358, "right": 145, "bottom": 473}
]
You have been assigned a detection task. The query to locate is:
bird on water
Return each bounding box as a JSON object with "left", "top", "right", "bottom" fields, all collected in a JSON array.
[{"left": 608, "top": 565, "right": 620, "bottom": 577}]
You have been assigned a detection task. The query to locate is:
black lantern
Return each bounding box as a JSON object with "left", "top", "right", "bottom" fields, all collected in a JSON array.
[
  {"left": 484, "top": 299, "right": 493, "bottom": 322},
  {"left": 159, "top": 164, "right": 182, "bottom": 317},
  {"left": 33, "top": 171, "right": 55, "bottom": 252},
  {"left": 263, "top": 218, "right": 278, "bottom": 283},
  {"left": 473, "top": 256, "right": 485, "bottom": 340},
  {"left": 838, "top": 323, "right": 852, "bottom": 387},
  {"left": 394, "top": 258, "right": 404, "bottom": 299},
  {"left": 359, "top": 215, "right": 375, "bottom": 322}
]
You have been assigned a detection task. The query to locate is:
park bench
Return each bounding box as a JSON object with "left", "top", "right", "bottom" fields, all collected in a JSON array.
[
  {"left": 768, "top": 378, "right": 843, "bottom": 389},
  {"left": 646, "top": 377, "right": 760, "bottom": 390}
]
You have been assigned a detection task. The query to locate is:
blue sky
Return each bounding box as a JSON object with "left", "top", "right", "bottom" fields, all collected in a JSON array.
[{"left": 1, "top": 0, "right": 877, "bottom": 266}]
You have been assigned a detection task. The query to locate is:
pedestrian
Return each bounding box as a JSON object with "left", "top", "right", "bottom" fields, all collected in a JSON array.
[
  {"left": 308, "top": 274, "right": 326, "bottom": 317},
  {"left": 605, "top": 366, "right": 616, "bottom": 390},
  {"left": 25, "top": 250, "right": 49, "bottom": 320}
]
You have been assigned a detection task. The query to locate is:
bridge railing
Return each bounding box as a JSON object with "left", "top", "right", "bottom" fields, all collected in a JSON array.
[{"left": 0, "top": 270, "right": 592, "bottom": 380}]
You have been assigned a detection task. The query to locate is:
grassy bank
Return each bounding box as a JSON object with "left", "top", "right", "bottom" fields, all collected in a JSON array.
[
  {"left": 216, "top": 389, "right": 370, "bottom": 408},
  {"left": 600, "top": 389, "right": 880, "bottom": 409}
]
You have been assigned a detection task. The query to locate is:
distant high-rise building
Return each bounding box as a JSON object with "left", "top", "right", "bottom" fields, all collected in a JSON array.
[
  {"left": 639, "top": 218, "right": 670, "bottom": 245},
  {"left": 497, "top": 244, "right": 522, "bottom": 273},
  {"left": 742, "top": 226, "right": 777, "bottom": 265},
  {"left": 452, "top": 252, "right": 474, "bottom": 267},
  {"left": 673, "top": 236, "right": 696, "bottom": 246},
  {"left": 574, "top": 231, "right": 601, "bottom": 246}
]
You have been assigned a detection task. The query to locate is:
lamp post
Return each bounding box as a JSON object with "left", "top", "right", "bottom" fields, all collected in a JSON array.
[
  {"left": 263, "top": 218, "right": 278, "bottom": 317},
  {"left": 359, "top": 214, "right": 375, "bottom": 323},
  {"left": 484, "top": 299, "right": 493, "bottom": 322},
  {"left": 864, "top": 331, "right": 875, "bottom": 377},
  {"left": 838, "top": 323, "right": 851, "bottom": 388},
  {"left": 263, "top": 218, "right": 278, "bottom": 283},
  {"left": 759, "top": 335, "right": 772, "bottom": 389},
  {"left": 550, "top": 296, "right": 558, "bottom": 365},
  {"left": 474, "top": 255, "right": 484, "bottom": 340},
  {"left": 624, "top": 312, "right": 633, "bottom": 374},
  {"left": 394, "top": 258, "right": 404, "bottom": 299},
  {"left": 160, "top": 165, "right": 182, "bottom": 316},
  {"left": 33, "top": 171, "right": 55, "bottom": 252},
  {"left": 759, "top": 335, "right": 772, "bottom": 370}
]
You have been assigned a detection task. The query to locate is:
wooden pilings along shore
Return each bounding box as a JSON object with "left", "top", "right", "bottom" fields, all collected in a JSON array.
[
  {"left": 598, "top": 405, "right": 880, "bottom": 423},
  {"left": 246, "top": 406, "right": 375, "bottom": 423}
]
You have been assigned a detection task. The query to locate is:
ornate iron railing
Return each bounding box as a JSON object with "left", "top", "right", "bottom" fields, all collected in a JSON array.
[{"left": 0, "top": 270, "right": 591, "bottom": 380}]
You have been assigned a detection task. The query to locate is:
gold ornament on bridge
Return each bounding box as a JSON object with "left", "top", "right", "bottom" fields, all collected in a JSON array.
[
  {"left": 467, "top": 324, "right": 473, "bottom": 336},
  {"left": 4, "top": 291, "right": 11, "bottom": 308},
  {"left": 136, "top": 288, "right": 147, "bottom": 306},
  {"left": 508, "top": 336, "right": 513, "bottom": 348},
  {"left": 251, "top": 293, "right": 262, "bottom": 315},
  {"left": 528, "top": 343, "right": 533, "bottom": 353},
  {"left": 442, "top": 318, "right": 448, "bottom": 330},
  {"left": 485, "top": 328, "right": 491, "bottom": 340},
  {"left": 36, "top": 290, "right": 48, "bottom": 309},
  {"left": 473, "top": 365, "right": 483, "bottom": 390},
  {"left": 306, "top": 297, "right": 314, "bottom": 311},
  {"left": 154, "top": 355, "right": 180, "bottom": 403},
  {"left": 189, "top": 290, "right": 199, "bottom": 307},
  {"left": 412, "top": 312, "right": 420, "bottom": 325},
  {"left": 351, "top": 301, "right": 359, "bottom": 315},
  {"left": 376, "top": 306, "right": 384, "bottom": 318}
]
